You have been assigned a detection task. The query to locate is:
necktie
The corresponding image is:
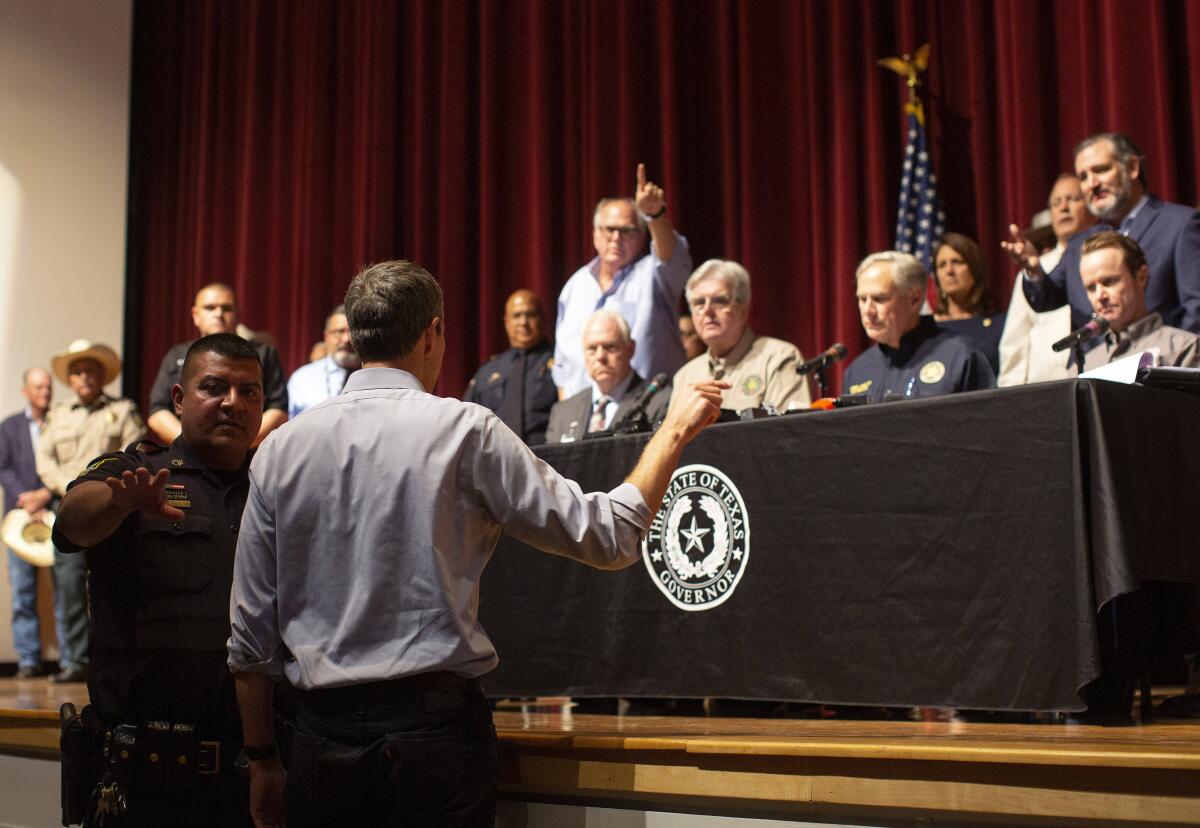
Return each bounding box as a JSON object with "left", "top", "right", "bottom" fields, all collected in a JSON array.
[{"left": 588, "top": 396, "right": 611, "bottom": 433}]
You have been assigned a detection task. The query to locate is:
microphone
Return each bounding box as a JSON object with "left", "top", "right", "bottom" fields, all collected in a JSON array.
[
  {"left": 1051, "top": 313, "right": 1111, "bottom": 352},
  {"left": 796, "top": 343, "right": 848, "bottom": 375},
  {"left": 611, "top": 373, "right": 670, "bottom": 435}
]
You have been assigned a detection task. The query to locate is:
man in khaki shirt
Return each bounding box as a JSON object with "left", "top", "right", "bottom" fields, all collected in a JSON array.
[
  {"left": 670, "top": 259, "right": 811, "bottom": 414},
  {"left": 36, "top": 339, "right": 145, "bottom": 682}
]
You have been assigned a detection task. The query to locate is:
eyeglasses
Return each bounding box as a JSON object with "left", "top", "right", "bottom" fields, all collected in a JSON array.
[
  {"left": 689, "top": 294, "right": 735, "bottom": 312},
  {"left": 597, "top": 225, "right": 641, "bottom": 238}
]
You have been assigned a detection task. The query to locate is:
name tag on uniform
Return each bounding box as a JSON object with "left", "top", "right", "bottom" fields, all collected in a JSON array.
[{"left": 164, "top": 484, "right": 191, "bottom": 509}]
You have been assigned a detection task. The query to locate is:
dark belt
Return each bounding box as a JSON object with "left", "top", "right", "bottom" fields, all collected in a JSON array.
[{"left": 300, "top": 671, "right": 474, "bottom": 703}]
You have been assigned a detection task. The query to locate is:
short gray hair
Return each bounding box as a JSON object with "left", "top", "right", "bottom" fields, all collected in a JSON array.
[
  {"left": 854, "top": 251, "right": 926, "bottom": 296},
  {"left": 592, "top": 197, "right": 647, "bottom": 234},
  {"left": 685, "top": 259, "right": 752, "bottom": 305},
  {"left": 345, "top": 260, "right": 443, "bottom": 362},
  {"left": 582, "top": 309, "right": 632, "bottom": 346}
]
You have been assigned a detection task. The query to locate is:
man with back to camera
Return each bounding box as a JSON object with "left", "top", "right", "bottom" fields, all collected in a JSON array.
[
  {"left": 668, "top": 259, "right": 811, "bottom": 415},
  {"left": 286, "top": 304, "right": 362, "bottom": 418},
  {"left": 463, "top": 289, "right": 558, "bottom": 444},
  {"left": 227, "top": 260, "right": 726, "bottom": 827},
  {"left": 147, "top": 283, "right": 287, "bottom": 444},
  {"left": 998, "top": 173, "right": 1097, "bottom": 385},
  {"left": 545, "top": 309, "right": 670, "bottom": 443},
  {"left": 1079, "top": 231, "right": 1200, "bottom": 368},
  {"left": 37, "top": 340, "right": 147, "bottom": 684},
  {"left": 553, "top": 164, "right": 692, "bottom": 396},
  {"left": 843, "top": 251, "right": 994, "bottom": 402},
  {"left": 51, "top": 334, "right": 263, "bottom": 826},
  {"left": 1003, "top": 132, "right": 1200, "bottom": 333},
  {"left": 0, "top": 368, "right": 53, "bottom": 678}
]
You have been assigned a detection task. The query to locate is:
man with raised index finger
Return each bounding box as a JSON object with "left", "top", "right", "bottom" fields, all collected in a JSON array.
[{"left": 553, "top": 163, "right": 693, "bottom": 397}]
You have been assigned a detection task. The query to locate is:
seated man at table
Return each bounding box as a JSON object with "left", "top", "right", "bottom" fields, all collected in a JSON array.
[
  {"left": 1079, "top": 232, "right": 1200, "bottom": 369},
  {"left": 669, "top": 259, "right": 811, "bottom": 414},
  {"left": 545, "top": 310, "right": 669, "bottom": 443},
  {"left": 844, "top": 251, "right": 995, "bottom": 402}
]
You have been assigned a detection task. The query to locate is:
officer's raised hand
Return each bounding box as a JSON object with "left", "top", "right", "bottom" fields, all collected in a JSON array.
[{"left": 105, "top": 467, "right": 185, "bottom": 520}]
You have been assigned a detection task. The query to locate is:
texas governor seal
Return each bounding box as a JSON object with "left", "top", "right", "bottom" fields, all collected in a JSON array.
[{"left": 642, "top": 463, "right": 750, "bottom": 611}]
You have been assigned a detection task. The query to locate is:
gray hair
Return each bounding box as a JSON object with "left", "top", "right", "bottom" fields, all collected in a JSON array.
[
  {"left": 685, "top": 259, "right": 752, "bottom": 305},
  {"left": 1074, "top": 132, "right": 1147, "bottom": 187},
  {"left": 592, "top": 197, "right": 647, "bottom": 234},
  {"left": 854, "top": 251, "right": 926, "bottom": 296},
  {"left": 582, "top": 309, "right": 632, "bottom": 346},
  {"left": 345, "top": 260, "right": 443, "bottom": 362}
]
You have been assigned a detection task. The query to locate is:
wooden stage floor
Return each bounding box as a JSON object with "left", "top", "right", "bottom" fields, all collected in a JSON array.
[{"left": 4, "top": 678, "right": 1200, "bottom": 825}]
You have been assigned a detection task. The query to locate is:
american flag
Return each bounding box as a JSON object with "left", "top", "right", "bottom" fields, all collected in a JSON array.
[{"left": 894, "top": 109, "right": 945, "bottom": 271}]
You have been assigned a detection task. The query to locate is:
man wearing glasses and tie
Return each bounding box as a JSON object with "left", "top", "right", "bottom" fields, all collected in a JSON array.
[{"left": 552, "top": 164, "right": 692, "bottom": 397}]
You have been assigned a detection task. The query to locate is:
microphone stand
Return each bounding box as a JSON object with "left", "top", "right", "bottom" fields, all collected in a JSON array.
[
  {"left": 1073, "top": 339, "right": 1087, "bottom": 375},
  {"left": 813, "top": 364, "right": 829, "bottom": 399}
]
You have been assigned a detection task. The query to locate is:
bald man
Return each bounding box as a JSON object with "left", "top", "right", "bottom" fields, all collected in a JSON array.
[
  {"left": 463, "top": 289, "right": 558, "bottom": 444},
  {"left": 147, "top": 283, "right": 288, "bottom": 445}
]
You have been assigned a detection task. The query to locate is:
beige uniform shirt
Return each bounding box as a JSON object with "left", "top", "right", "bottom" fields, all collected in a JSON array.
[
  {"left": 36, "top": 395, "right": 146, "bottom": 496},
  {"left": 669, "top": 328, "right": 811, "bottom": 414}
]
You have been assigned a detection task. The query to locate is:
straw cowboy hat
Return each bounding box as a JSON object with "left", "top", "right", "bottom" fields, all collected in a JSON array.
[
  {"left": 50, "top": 339, "right": 122, "bottom": 386},
  {"left": 0, "top": 509, "right": 55, "bottom": 567}
]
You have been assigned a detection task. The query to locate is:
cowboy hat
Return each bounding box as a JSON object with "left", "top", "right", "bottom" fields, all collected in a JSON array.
[
  {"left": 1, "top": 509, "right": 55, "bottom": 567},
  {"left": 50, "top": 339, "right": 122, "bottom": 386}
]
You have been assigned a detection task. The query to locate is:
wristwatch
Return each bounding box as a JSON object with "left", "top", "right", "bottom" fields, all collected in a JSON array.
[{"left": 242, "top": 742, "right": 278, "bottom": 761}]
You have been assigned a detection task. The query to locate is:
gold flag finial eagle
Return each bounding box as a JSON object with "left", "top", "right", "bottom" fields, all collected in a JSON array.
[{"left": 878, "top": 43, "right": 931, "bottom": 124}]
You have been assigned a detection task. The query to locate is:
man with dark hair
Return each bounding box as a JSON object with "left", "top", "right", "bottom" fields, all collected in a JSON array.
[
  {"left": 147, "top": 283, "right": 287, "bottom": 444},
  {"left": 52, "top": 333, "right": 263, "bottom": 827},
  {"left": 1080, "top": 232, "right": 1200, "bottom": 368},
  {"left": 553, "top": 164, "right": 693, "bottom": 396},
  {"left": 286, "top": 304, "right": 361, "bottom": 418},
  {"left": 229, "top": 259, "right": 726, "bottom": 827},
  {"left": 464, "top": 289, "right": 557, "bottom": 444},
  {"left": 1004, "top": 131, "right": 1200, "bottom": 333},
  {"left": 0, "top": 367, "right": 53, "bottom": 678}
]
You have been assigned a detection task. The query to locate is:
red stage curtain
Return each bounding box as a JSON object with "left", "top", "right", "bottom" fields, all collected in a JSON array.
[{"left": 125, "top": 0, "right": 1200, "bottom": 402}]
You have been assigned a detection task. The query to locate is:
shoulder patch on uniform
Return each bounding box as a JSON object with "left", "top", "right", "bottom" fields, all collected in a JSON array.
[
  {"left": 849, "top": 380, "right": 873, "bottom": 395},
  {"left": 919, "top": 360, "right": 946, "bottom": 384},
  {"left": 134, "top": 440, "right": 166, "bottom": 454},
  {"left": 80, "top": 457, "right": 119, "bottom": 477}
]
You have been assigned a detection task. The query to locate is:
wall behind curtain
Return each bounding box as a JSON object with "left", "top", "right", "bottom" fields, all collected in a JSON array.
[{"left": 126, "top": 0, "right": 1200, "bottom": 401}]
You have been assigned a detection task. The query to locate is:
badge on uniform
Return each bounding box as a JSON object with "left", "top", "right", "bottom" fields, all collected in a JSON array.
[
  {"left": 164, "top": 484, "right": 191, "bottom": 509},
  {"left": 106, "top": 410, "right": 118, "bottom": 424},
  {"left": 919, "top": 360, "right": 946, "bottom": 384},
  {"left": 849, "top": 379, "right": 873, "bottom": 394},
  {"left": 488, "top": 372, "right": 502, "bottom": 384},
  {"left": 740, "top": 375, "right": 763, "bottom": 395}
]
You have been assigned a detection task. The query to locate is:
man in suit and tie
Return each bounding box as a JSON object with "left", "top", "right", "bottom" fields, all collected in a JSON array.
[
  {"left": 1004, "top": 132, "right": 1200, "bottom": 332},
  {"left": 0, "top": 368, "right": 54, "bottom": 678},
  {"left": 545, "top": 310, "right": 668, "bottom": 443}
]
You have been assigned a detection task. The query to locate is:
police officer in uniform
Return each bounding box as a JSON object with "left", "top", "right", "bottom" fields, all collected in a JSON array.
[
  {"left": 463, "top": 289, "right": 557, "bottom": 444},
  {"left": 844, "top": 251, "right": 995, "bottom": 402},
  {"left": 53, "top": 334, "right": 264, "bottom": 827}
]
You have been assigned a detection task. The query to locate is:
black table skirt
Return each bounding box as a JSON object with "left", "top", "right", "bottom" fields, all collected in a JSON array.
[{"left": 478, "top": 380, "right": 1200, "bottom": 711}]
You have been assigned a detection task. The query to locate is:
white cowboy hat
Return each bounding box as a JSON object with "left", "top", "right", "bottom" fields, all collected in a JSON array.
[
  {"left": 1, "top": 509, "right": 55, "bottom": 567},
  {"left": 50, "top": 339, "right": 122, "bottom": 386}
]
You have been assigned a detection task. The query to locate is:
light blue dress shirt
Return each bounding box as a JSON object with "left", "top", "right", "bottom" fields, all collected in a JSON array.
[
  {"left": 228, "top": 368, "right": 651, "bottom": 689},
  {"left": 553, "top": 232, "right": 692, "bottom": 396},
  {"left": 286, "top": 355, "right": 349, "bottom": 419}
]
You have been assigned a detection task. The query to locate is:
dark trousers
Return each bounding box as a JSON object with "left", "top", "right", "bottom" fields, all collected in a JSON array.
[
  {"left": 52, "top": 546, "right": 89, "bottom": 669},
  {"left": 287, "top": 677, "right": 497, "bottom": 827}
]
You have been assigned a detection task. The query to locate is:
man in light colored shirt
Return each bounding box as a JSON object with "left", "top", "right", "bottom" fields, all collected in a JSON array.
[
  {"left": 1080, "top": 232, "right": 1200, "bottom": 369},
  {"left": 228, "top": 260, "right": 725, "bottom": 827},
  {"left": 553, "top": 163, "right": 692, "bottom": 396},
  {"left": 286, "top": 304, "right": 361, "bottom": 417},
  {"left": 0, "top": 368, "right": 53, "bottom": 678},
  {"left": 1003, "top": 132, "right": 1200, "bottom": 332},
  {"left": 545, "top": 310, "right": 670, "bottom": 443},
  {"left": 670, "top": 259, "right": 811, "bottom": 414},
  {"left": 37, "top": 340, "right": 146, "bottom": 683},
  {"left": 998, "top": 173, "right": 1097, "bottom": 385}
]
